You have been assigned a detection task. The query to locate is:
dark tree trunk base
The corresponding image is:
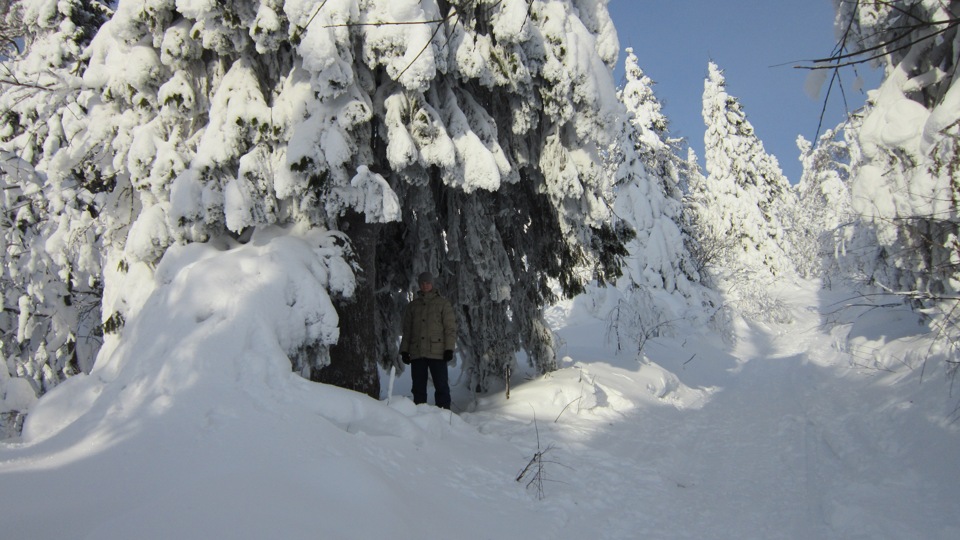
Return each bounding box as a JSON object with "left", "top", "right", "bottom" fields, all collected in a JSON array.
[{"left": 314, "top": 210, "right": 381, "bottom": 400}]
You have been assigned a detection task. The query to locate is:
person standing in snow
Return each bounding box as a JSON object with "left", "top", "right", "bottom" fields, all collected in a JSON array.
[{"left": 400, "top": 272, "right": 457, "bottom": 409}]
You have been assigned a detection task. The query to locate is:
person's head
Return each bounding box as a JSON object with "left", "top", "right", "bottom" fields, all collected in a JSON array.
[{"left": 417, "top": 272, "right": 434, "bottom": 293}]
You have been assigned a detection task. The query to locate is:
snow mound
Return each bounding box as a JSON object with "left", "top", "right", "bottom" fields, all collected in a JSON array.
[
  {"left": 22, "top": 226, "right": 357, "bottom": 443},
  {"left": 1, "top": 227, "right": 557, "bottom": 539},
  {"left": 2, "top": 237, "right": 958, "bottom": 539}
]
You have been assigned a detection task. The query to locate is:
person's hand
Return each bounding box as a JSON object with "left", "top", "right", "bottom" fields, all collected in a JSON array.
[
  {"left": 401, "top": 352, "right": 410, "bottom": 364},
  {"left": 443, "top": 350, "right": 454, "bottom": 362}
]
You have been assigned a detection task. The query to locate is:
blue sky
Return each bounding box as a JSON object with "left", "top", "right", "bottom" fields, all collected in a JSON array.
[{"left": 606, "top": 0, "right": 881, "bottom": 183}]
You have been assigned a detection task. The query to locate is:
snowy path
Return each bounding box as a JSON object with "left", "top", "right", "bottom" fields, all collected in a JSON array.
[
  {"left": 460, "top": 282, "right": 960, "bottom": 539},
  {"left": 3, "top": 280, "right": 959, "bottom": 539}
]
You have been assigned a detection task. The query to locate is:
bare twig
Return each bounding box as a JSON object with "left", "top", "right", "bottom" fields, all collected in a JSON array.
[
  {"left": 516, "top": 407, "right": 558, "bottom": 500},
  {"left": 554, "top": 396, "right": 582, "bottom": 423}
]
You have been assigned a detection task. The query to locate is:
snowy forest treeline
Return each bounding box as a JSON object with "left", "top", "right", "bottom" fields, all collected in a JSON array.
[{"left": 1, "top": 0, "right": 958, "bottom": 437}]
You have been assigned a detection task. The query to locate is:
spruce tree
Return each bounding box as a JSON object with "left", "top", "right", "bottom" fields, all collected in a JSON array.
[
  {"left": 690, "top": 62, "right": 798, "bottom": 321},
  {"left": 605, "top": 48, "right": 714, "bottom": 345},
  {"left": 1, "top": 0, "right": 630, "bottom": 402},
  {"left": 368, "top": 0, "right": 629, "bottom": 391},
  {"left": 692, "top": 62, "right": 797, "bottom": 280}
]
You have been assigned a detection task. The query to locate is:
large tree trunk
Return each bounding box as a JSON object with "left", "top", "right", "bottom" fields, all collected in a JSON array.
[{"left": 314, "top": 210, "right": 380, "bottom": 399}]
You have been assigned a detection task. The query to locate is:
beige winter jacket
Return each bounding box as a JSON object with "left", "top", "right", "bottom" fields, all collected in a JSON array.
[{"left": 400, "top": 290, "right": 456, "bottom": 360}]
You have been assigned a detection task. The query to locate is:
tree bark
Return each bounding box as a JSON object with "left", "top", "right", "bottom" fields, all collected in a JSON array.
[{"left": 314, "top": 210, "right": 381, "bottom": 399}]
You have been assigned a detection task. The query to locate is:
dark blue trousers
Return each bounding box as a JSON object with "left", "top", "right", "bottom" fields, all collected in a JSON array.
[{"left": 410, "top": 358, "right": 451, "bottom": 409}]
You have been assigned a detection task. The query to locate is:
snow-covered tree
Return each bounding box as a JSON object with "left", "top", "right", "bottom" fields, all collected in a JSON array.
[
  {"left": 0, "top": 0, "right": 24, "bottom": 56},
  {"left": 1, "top": 0, "right": 631, "bottom": 408},
  {"left": 828, "top": 0, "right": 960, "bottom": 314},
  {"left": 617, "top": 48, "right": 689, "bottom": 199},
  {"left": 795, "top": 129, "right": 851, "bottom": 280},
  {"left": 690, "top": 62, "right": 798, "bottom": 319},
  {"left": 696, "top": 62, "right": 797, "bottom": 277},
  {"left": 0, "top": 0, "right": 112, "bottom": 436},
  {"left": 368, "top": 0, "right": 631, "bottom": 392},
  {"left": 601, "top": 48, "right": 716, "bottom": 349},
  {"left": 793, "top": 118, "right": 886, "bottom": 288}
]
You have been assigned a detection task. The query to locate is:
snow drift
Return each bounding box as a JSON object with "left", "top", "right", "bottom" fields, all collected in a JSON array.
[{"left": 2, "top": 229, "right": 960, "bottom": 539}]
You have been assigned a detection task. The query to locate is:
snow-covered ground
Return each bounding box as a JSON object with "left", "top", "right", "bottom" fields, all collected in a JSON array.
[{"left": 1, "top": 239, "right": 959, "bottom": 539}]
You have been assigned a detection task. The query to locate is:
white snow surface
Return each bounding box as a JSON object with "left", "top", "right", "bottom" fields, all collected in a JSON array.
[{"left": 2, "top": 232, "right": 959, "bottom": 539}]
